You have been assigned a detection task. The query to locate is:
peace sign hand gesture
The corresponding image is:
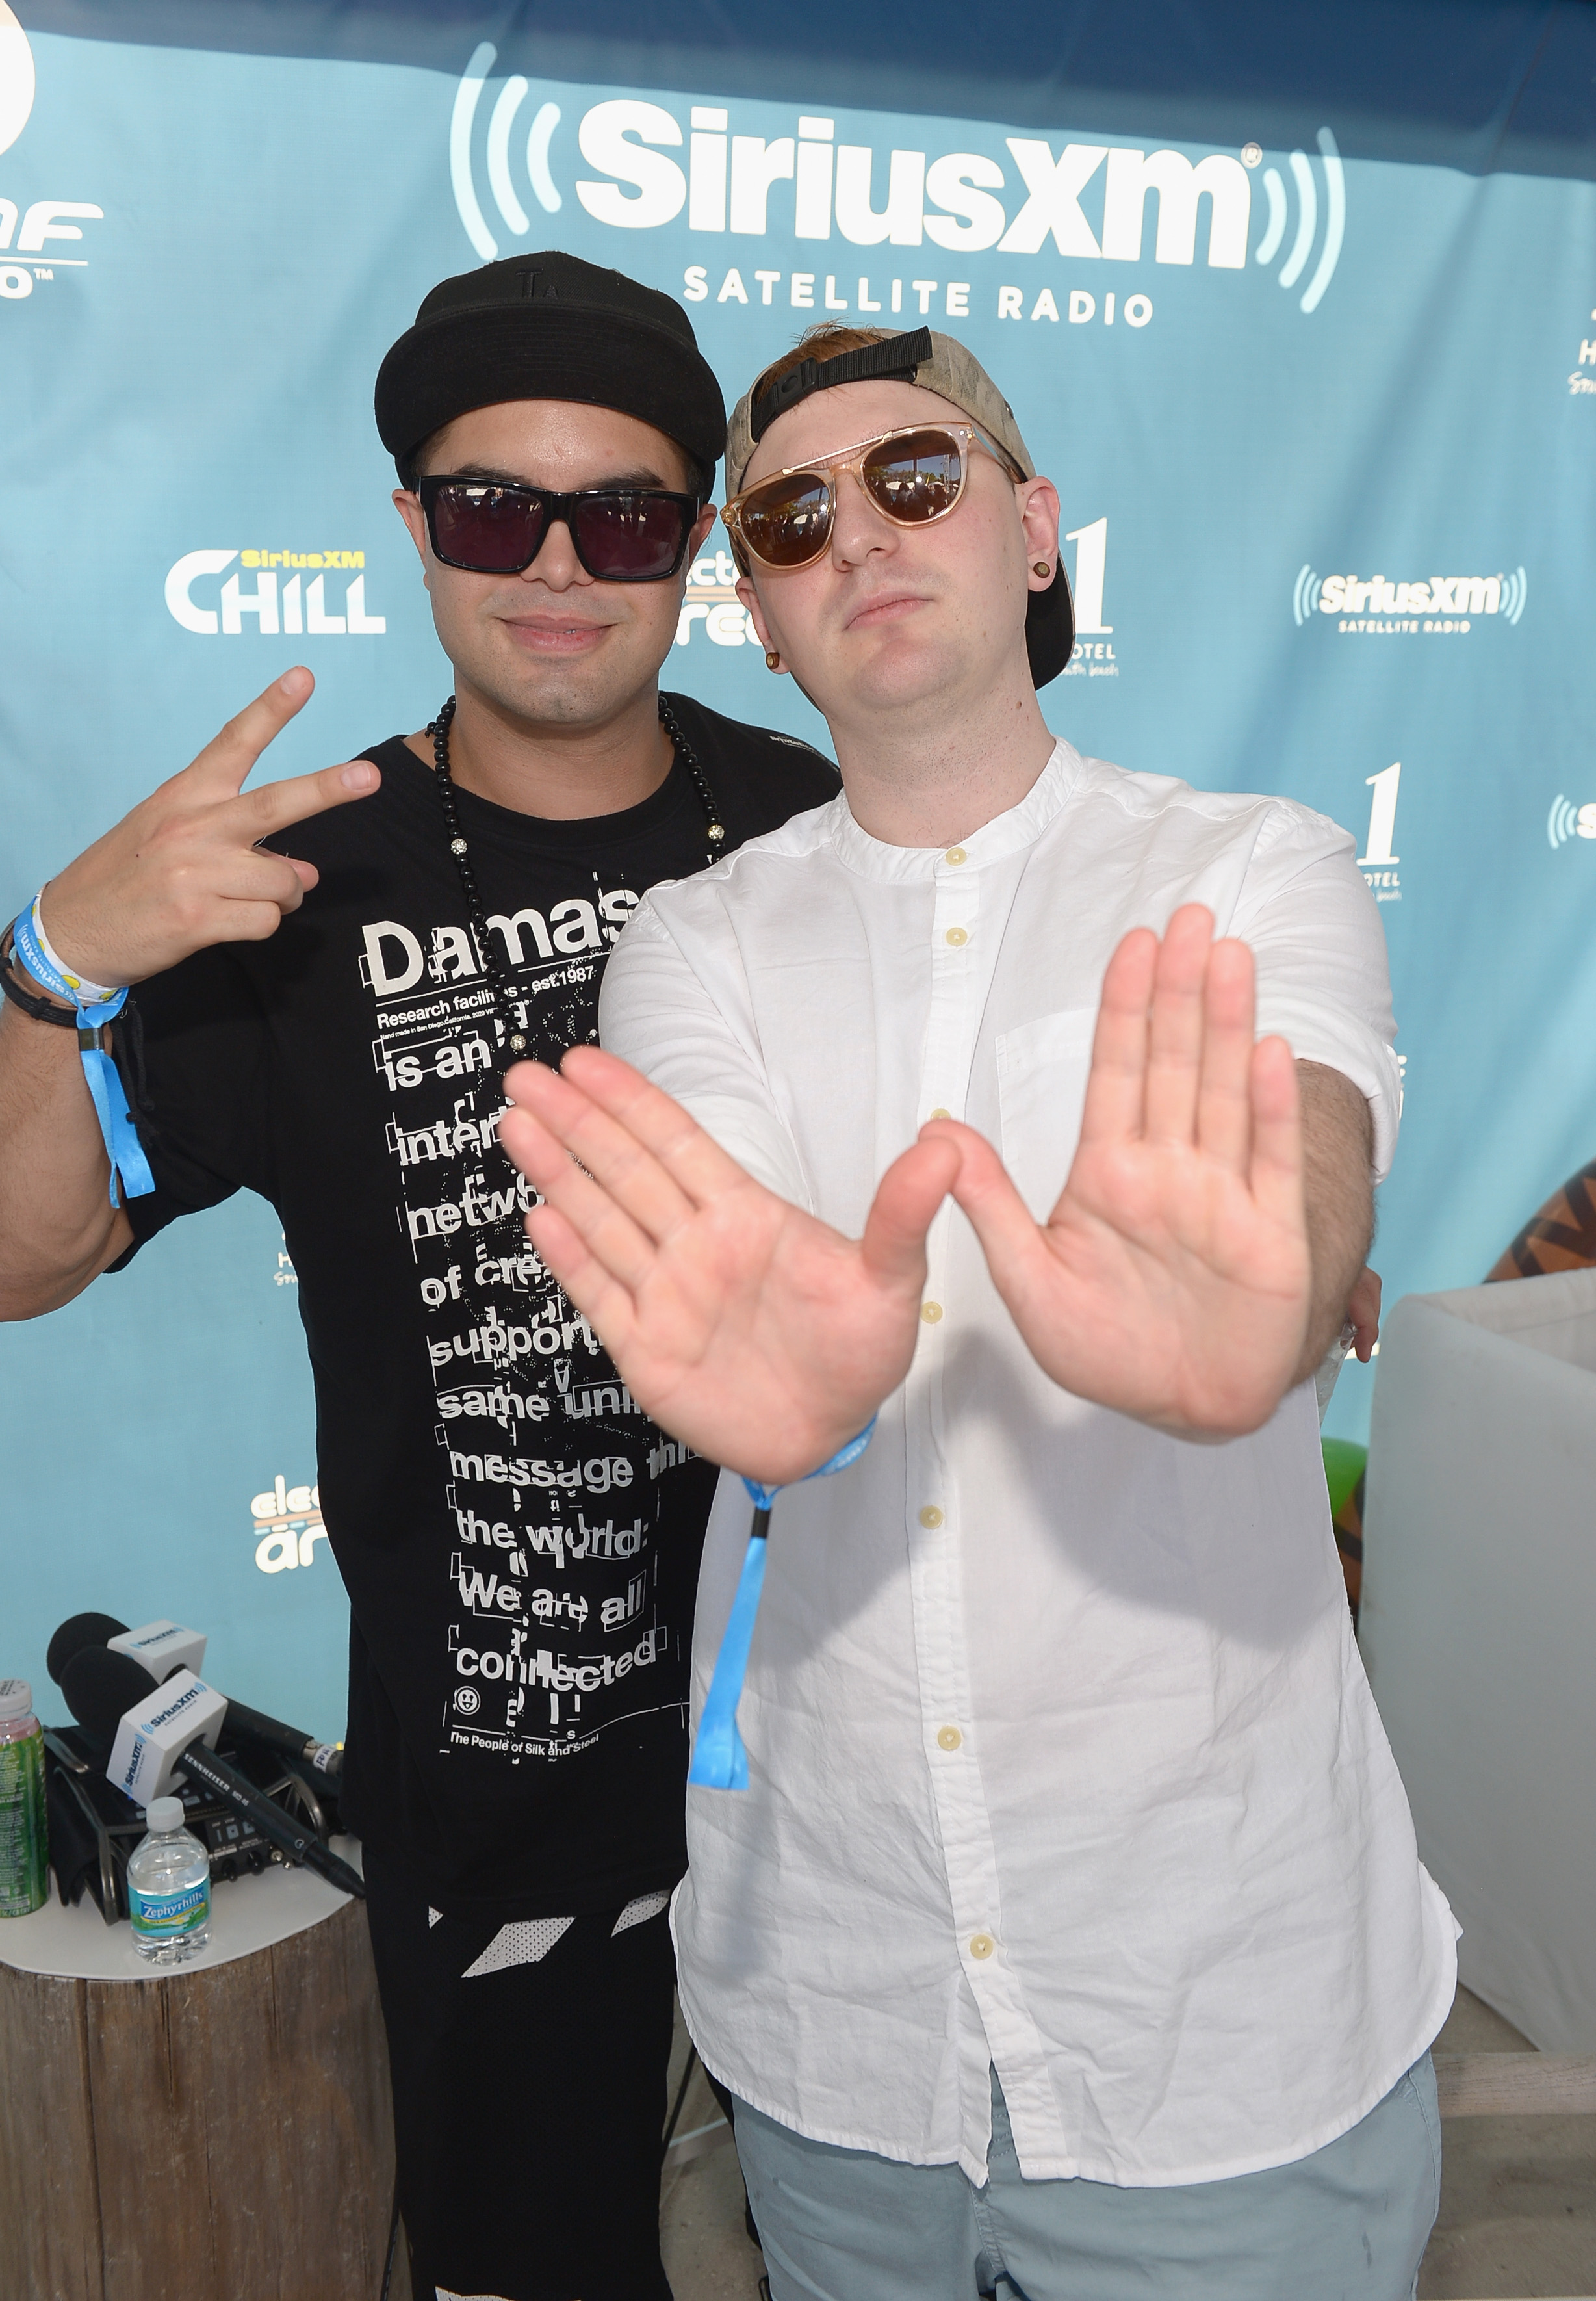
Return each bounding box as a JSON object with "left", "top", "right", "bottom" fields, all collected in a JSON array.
[
  {"left": 31, "top": 668, "right": 379, "bottom": 988},
  {"left": 933, "top": 905, "right": 1313, "bottom": 1436}
]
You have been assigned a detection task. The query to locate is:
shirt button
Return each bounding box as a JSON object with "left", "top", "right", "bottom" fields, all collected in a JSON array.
[
  {"left": 944, "top": 926, "right": 968, "bottom": 948},
  {"left": 936, "top": 1725, "right": 962, "bottom": 1751},
  {"left": 920, "top": 1301, "right": 943, "bottom": 1324},
  {"left": 944, "top": 846, "right": 968, "bottom": 866},
  {"left": 969, "top": 1933, "right": 996, "bottom": 1960},
  {"left": 918, "top": 1505, "right": 944, "bottom": 1529},
  {"left": 928, "top": 1106, "right": 951, "bottom": 1120}
]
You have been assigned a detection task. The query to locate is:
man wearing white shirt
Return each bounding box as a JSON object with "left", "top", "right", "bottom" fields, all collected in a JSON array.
[{"left": 498, "top": 325, "right": 1454, "bottom": 2301}]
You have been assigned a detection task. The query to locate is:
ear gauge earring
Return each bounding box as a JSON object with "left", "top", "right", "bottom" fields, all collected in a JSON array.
[
  {"left": 765, "top": 649, "right": 782, "bottom": 671},
  {"left": 1033, "top": 560, "right": 1051, "bottom": 577}
]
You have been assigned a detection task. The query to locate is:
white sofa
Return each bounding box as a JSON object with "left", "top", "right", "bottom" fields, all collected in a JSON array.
[{"left": 1360, "top": 1266, "right": 1596, "bottom": 2053}]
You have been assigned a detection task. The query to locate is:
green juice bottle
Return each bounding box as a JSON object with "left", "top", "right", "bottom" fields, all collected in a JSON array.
[{"left": 0, "top": 1680, "right": 49, "bottom": 1917}]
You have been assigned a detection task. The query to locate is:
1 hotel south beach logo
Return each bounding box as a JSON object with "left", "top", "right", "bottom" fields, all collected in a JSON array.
[
  {"left": 1294, "top": 561, "right": 1528, "bottom": 637},
  {"left": 0, "top": 2, "right": 105, "bottom": 302}
]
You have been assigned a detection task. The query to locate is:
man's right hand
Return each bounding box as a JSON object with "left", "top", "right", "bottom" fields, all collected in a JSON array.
[
  {"left": 29, "top": 667, "right": 380, "bottom": 988},
  {"left": 499, "top": 1047, "right": 960, "bottom": 1487}
]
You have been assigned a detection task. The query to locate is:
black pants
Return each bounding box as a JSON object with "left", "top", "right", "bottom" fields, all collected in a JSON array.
[{"left": 365, "top": 1847, "right": 677, "bottom": 2301}]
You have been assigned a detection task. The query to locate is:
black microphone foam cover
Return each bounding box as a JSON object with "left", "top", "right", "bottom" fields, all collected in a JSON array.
[
  {"left": 60, "top": 1645, "right": 161, "bottom": 1740},
  {"left": 46, "top": 1612, "right": 130, "bottom": 1687}
]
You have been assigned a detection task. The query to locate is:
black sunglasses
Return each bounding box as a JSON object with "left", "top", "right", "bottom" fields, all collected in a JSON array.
[{"left": 417, "top": 474, "right": 701, "bottom": 584}]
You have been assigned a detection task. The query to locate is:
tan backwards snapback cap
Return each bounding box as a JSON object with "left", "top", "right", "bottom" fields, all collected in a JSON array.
[{"left": 724, "top": 324, "right": 1074, "bottom": 686}]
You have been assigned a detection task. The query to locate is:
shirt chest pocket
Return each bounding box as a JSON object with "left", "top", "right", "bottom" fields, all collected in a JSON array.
[{"left": 994, "top": 1009, "right": 1098, "bottom": 1221}]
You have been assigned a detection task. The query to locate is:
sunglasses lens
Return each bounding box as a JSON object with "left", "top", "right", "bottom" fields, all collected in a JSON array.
[
  {"left": 430, "top": 484, "right": 548, "bottom": 572},
  {"left": 738, "top": 474, "right": 833, "bottom": 568},
  {"left": 862, "top": 430, "right": 964, "bottom": 523},
  {"left": 571, "top": 493, "right": 691, "bottom": 580}
]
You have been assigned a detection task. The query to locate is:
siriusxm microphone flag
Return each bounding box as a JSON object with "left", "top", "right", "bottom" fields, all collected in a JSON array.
[{"left": 1, "top": 1, "right": 1593, "bottom": 1726}]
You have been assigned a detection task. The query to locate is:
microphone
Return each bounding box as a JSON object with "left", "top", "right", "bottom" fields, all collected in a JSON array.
[
  {"left": 60, "top": 1648, "right": 365, "bottom": 1902},
  {"left": 46, "top": 1611, "right": 131, "bottom": 1686},
  {"left": 46, "top": 1613, "right": 343, "bottom": 1784},
  {"left": 209, "top": 1695, "right": 344, "bottom": 1789}
]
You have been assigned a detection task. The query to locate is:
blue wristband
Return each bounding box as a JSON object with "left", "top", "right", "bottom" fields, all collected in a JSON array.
[
  {"left": 688, "top": 1418, "right": 877, "bottom": 1793},
  {"left": 10, "top": 905, "right": 155, "bottom": 1205}
]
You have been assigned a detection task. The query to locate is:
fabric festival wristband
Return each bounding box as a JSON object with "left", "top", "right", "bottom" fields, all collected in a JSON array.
[
  {"left": 688, "top": 1418, "right": 876, "bottom": 1793},
  {"left": 10, "top": 904, "right": 155, "bottom": 1205},
  {"left": 25, "top": 894, "right": 124, "bottom": 1007}
]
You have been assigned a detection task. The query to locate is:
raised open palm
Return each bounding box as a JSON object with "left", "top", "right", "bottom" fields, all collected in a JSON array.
[
  {"left": 932, "top": 905, "right": 1311, "bottom": 1435},
  {"left": 498, "top": 1048, "right": 960, "bottom": 1484}
]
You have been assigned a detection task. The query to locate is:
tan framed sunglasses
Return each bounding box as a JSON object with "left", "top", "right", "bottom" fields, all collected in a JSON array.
[{"left": 721, "top": 422, "right": 1022, "bottom": 572}]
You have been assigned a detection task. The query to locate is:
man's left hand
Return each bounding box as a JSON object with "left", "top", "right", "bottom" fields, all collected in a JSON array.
[{"left": 928, "top": 905, "right": 1313, "bottom": 1437}]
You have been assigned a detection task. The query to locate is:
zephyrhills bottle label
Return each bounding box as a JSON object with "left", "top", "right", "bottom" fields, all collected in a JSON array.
[
  {"left": 0, "top": 1734, "right": 48, "bottom": 1917},
  {"left": 128, "top": 1881, "right": 210, "bottom": 1940}
]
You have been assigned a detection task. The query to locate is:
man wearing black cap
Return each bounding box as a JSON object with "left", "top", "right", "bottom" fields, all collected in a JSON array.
[{"left": 0, "top": 256, "right": 835, "bottom": 2300}]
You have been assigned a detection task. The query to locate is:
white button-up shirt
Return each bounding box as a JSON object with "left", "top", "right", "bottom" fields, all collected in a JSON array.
[{"left": 600, "top": 741, "right": 1456, "bottom": 2188}]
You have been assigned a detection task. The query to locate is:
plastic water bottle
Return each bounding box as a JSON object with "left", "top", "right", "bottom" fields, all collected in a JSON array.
[
  {"left": 0, "top": 1680, "right": 48, "bottom": 1917},
  {"left": 127, "top": 1795, "right": 211, "bottom": 1964}
]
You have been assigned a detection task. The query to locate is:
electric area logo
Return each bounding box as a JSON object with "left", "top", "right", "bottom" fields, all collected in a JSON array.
[
  {"left": 165, "top": 549, "right": 385, "bottom": 636},
  {"left": 250, "top": 1474, "right": 328, "bottom": 1575},
  {"left": 447, "top": 46, "right": 1346, "bottom": 323},
  {"left": 0, "top": 3, "right": 104, "bottom": 301},
  {"left": 1293, "top": 564, "right": 1527, "bottom": 635}
]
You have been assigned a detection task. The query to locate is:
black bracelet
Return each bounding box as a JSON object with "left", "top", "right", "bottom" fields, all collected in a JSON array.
[{"left": 0, "top": 936, "right": 78, "bottom": 1028}]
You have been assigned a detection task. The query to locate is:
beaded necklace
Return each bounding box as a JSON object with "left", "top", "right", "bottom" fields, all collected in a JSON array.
[{"left": 428, "top": 691, "right": 726, "bottom": 1069}]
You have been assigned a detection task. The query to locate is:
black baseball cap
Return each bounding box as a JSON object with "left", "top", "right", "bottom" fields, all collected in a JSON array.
[{"left": 374, "top": 252, "right": 727, "bottom": 490}]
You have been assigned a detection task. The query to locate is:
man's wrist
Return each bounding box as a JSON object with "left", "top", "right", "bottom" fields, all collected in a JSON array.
[
  {"left": 27, "top": 891, "right": 125, "bottom": 1002},
  {"left": 1, "top": 924, "right": 78, "bottom": 1020}
]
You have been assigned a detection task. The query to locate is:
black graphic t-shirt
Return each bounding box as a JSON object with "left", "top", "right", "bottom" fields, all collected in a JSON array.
[{"left": 118, "top": 696, "right": 837, "bottom": 1918}]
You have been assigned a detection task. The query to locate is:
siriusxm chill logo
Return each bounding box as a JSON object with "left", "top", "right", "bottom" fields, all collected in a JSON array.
[
  {"left": 165, "top": 549, "right": 385, "bottom": 637},
  {"left": 448, "top": 47, "right": 1345, "bottom": 320},
  {"left": 1294, "top": 564, "right": 1527, "bottom": 635},
  {"left": 0, "top": 2, "right": 103, "bottom": 302}
]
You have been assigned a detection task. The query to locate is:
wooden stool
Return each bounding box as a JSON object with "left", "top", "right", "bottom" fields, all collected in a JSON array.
[{"left": 0, "top": 1847, "right": 407, "bottom": 2301}]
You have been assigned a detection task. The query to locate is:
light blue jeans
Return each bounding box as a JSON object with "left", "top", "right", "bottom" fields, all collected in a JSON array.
[{"left": 732, "top": 2055, "right": 1442, "bottom": 2301}]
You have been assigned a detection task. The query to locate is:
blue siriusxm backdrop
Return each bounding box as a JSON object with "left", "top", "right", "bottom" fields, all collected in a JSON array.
[{"left": 3, "top": 1, "right": 1593, "bottom": 1740}]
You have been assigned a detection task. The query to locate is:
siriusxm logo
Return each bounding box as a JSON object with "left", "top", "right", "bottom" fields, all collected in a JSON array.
[
  {"left": 0, "top": 4, "right": 32, "bottom": 156},
  {"left": 165, "top": 550, "right": 385, "bottom": 637},
  {"left": 0, "top": 6, "right": 104, "bottom": 301},
  {"left": 449, "top": 48, "right": 1345, "bottom": 318},
  {"left": 1294, "top": 564, "right": 1527, "bottom": 634},
  {"left": 1547, "top": 796, "right": 1596, "bottom": 850},
  {"left": 1243, "top": 133, "right": 1345, "bottom": 315},
  {"left": 144, "top": 1681, "right": 207, "bottom": 1731}
]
